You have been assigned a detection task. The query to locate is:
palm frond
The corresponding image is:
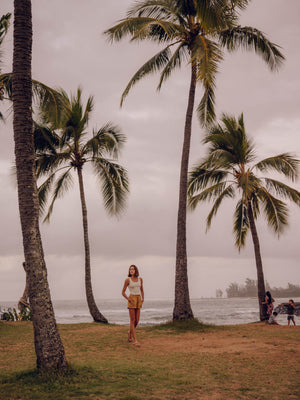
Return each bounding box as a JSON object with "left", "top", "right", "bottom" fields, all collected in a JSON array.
[
  {"left": 206, "top": 183, "right": 235, "bottom": 229},
  {"left": 255, "top": 153, "right": 299, "bottom": 181},
  {"left": 195, "top": 0, "right": 236, "bottom": 32},
  {"left": 93, "top": 159, "right": 129, "bottom": 216},
  {"left": 0, "top": 73, "right": 12, "bottom": 100},
  {"left": 264, "top": 178, "right": 300, "bottom": 206},
  {"left": 83, "top": 123, "right": 125, "bottom": 159},
  {"left": 233, "top": 199, "right": 249, "bottom": 250},
  {"left": 250, "top": 192, "right": 260, "bottom": 219},
  {"left": 128, "top": 0, "right": 186, "bottom": 26},
  {"left": 219, "top": 26, "right": 285, "bottom": 71},
  {"left": 34, "top": 122, "right": 60, "bottom": 153},
  {"left": 230, "top": 0, "right": 252, "bottom": 10},
  {"left": 37, "top": 174, "right": 56, "bottom": 216},
  {"left": 257, "top": 187, "right": 288, "bottom": 234},
  {"left": 120, "top": 46, "right": 172, "bottom": 105},
  {"left": 36, "top": 152, "right": 71, "bottom": 178},
  {"left": 43, "top": 169, "right": 74, "bottom": 222},
  {"left": 203, "top": 113, "right": 255, "bottom": 165},
  {"left": 194, "top": 37, "right": 223, "bottom": 126},
  {"left": 33, "top": 82, "right": 70, "bottom": 128},
  {"left": 82, "top": 94, "right": 94, "bottom": 127},
  {"left": 0, "top": 74, "right": 69, "bottom": 128},
  {"left": 0, "top": 13, "right": 11, "bottom": 46},
  {"left": 188, "top": 181, "right": 232, "bottom": 211},
  {"left": 157, "top": 42, "right": 187, "bottom": 90},
  {"left": 105, "top": 16, "right": 179, "bottom": 44},
  {"left": 188, "top": 164, "right": 228, "bottom": 195}
]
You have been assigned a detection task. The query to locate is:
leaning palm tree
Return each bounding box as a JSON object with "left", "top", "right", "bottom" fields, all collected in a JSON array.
[
  {"left": 36, "top": 87, "right": 129, "bottom": 323},
  {"left": 12, "top": 0, "right": 67, "bottom": 370},
  {"left": 188, "top": 113, "right": 300, "bottom": 320},
  {"left": 104, "top": 0, "right": 284, "bottom": 320}
]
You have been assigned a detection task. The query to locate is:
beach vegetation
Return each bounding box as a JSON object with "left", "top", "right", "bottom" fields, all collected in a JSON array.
[
  {"left": 11, "top": 0, "right": 68, "bottom": 370},
  {"left": 104, "top": 0, "right": 284, "bottom": 321},
  {"left": 35, "top": 87, "right": 129, "bottom": 323},
  {"left": 0, "top": 306, "right": 31, "bottom": 321},
  {"left": 188, "top": 113, "right": 300, "bottom": 320},
  {"left": 226, "top": 279, "right": 300, "bottom": 298}
]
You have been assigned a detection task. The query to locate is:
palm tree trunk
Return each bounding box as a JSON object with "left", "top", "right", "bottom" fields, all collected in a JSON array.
[
  {"left": 173, "top": 62, "right": 196, "bottom": 320},
  {"left": 247, "top": 201, "right": 267, "bottom": 321},
  {"left": 77, "top": 168, "right": 108, "bottom": 323},
  {"left": 12, "top": 0, "right": 67, "bottom": 370}
]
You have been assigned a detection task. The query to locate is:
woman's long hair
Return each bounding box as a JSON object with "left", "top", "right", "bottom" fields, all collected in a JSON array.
[
  {"left": 266, "top": 291, "right": 272, "bottom": 304},
  {"left": 128, "top": 265, "right": 139, "bottom": 277}
]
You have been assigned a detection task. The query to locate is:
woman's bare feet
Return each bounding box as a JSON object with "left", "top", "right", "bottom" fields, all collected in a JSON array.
[{"left": 127, "top": 330, "right": 133, "bottom": 342}]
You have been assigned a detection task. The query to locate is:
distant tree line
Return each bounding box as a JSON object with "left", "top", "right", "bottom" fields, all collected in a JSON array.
[{"left": 225, "top": 279, "right": 300, "bottom": 298}]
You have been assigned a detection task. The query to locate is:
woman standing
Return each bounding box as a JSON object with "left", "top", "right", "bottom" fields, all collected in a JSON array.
[
  {"left": 122, "top": 265, "right": 144, "bottom": 346},
  {"left": 262, "top": 291, "right": 275, "bottom": 320}
]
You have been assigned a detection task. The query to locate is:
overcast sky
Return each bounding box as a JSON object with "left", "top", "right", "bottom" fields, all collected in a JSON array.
[{"left": 0, "top": 0, "right": 299, "bottom": 303}]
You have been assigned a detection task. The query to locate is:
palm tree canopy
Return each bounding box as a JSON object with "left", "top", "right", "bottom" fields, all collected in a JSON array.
[
  {"left": 36, "top": 87, "right": 129, "bottom": 220},
  {"left": 104, "top": 0, "right": 284, "bottom": 126},
  {"left": 188, "top": 113, "right": 300, "bottom": 248}
]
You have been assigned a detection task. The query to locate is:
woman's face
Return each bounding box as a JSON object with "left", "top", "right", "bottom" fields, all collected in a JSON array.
[{"left": 129, "top": 266, "right": 135, "bottom": 276}]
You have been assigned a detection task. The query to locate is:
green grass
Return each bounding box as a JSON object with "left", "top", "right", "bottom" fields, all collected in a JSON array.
[{"left": 0, "top": 321, "right": 299, "bottom": 399}]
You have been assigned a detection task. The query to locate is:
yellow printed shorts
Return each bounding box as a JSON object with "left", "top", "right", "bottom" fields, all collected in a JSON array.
[{"left": 128, "top": 294, "right": 143, "bottom": 309}]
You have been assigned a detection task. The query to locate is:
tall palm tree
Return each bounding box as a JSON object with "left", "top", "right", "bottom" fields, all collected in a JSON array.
[
  {"left": 12, "top": 0, "right": 67, "bottom": 369},
  {"left": 36, "top": 87, "right": 129, "bottom": 323},
  {"left": 188, "top": 113, "right": 300, "bottom": 320},
  {"left": 104, "top": 0, "right": 284, "bottom": 320}
]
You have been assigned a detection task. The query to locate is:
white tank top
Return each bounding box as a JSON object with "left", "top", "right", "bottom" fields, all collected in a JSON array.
[{"left": 128, "top": 277, "right": 141, "bottom": 295}]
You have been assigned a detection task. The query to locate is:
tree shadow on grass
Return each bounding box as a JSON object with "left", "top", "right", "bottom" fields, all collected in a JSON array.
[
  {"left": 0, "top": 365, "right": 102, "bottom": 400},
  {"left": 145, "top": 318, "right": 226, "bottom": 334}
]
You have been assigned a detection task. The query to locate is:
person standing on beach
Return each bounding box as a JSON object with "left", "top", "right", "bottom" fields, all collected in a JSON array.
[
  {"left": 280, "top": 299, "right": 297, "bottom": 327},
  {"left": 262, "top": 291, "right": 275, "bottom": 320},
  {"left": 122, "top": 265, "right": 144, "bottom": 346}
]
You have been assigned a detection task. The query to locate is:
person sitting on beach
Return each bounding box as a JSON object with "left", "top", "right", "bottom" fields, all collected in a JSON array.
[
  {"left": 122, "top": 265, "right": 144, "bottom": 346},
  {"left": 268, "top": 311, "right": 279, "bottom": 325},
  {"left": 262, "top": 291, "right": 275, "bottom": 320}
]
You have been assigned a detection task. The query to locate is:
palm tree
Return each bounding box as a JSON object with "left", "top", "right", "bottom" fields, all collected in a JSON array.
[
  {"left": 12, "top": 0, "right": 67, "bottom": 369},
  {"left": 188, "top": 113, "right": 300, "bottom": 320},
  {"left": 36, "top": 87, "right": 129, "bottom": 323},
  {"left": 104, "top": 0, "right": 285, "bottom": 320}
]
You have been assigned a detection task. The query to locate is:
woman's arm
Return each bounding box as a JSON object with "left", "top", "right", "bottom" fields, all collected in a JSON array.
[
  {"left": 140, "top": 278, "right": 144, "bottom": 302},
  {"left": 122, "top": 278, "right": 130, "bottom": 301}
]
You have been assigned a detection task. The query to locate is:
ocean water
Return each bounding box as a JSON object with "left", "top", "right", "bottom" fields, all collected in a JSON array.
[{"left": 1, "top": 297, "right": 298, "bottom": 326}]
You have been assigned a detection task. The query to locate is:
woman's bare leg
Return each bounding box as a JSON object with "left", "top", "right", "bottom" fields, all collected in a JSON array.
[
  {"left": 134, "top": 309, "right": 141, "bottom": 328},
  {"left": 129, "top": 309, "right": 138, "bottom": 343}
]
